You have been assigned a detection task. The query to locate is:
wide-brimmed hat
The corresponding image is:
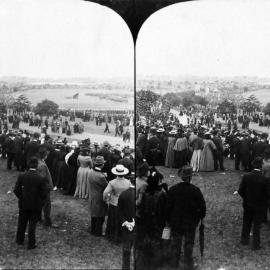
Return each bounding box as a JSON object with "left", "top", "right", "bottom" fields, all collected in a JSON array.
[
  {"left": 178, "top": 165, "right": 193, "bottom": 178},
  {"left": 111, "top": 164, "right": 129, "bottom": 176},
  {"left": 103, "top": 141, "right": 110, "bottom": 147},
  {"left": 169, "top": 130, "right": 178, "bottom": 135},
  {"left": 94, "top": 156, "right": 106, "bottom": 165},
  {"left": 157, "top": 128, "right": 165, "bottom": 133},
  {"left": 71, "top": 140, "right": 79, "bottom": 148}
]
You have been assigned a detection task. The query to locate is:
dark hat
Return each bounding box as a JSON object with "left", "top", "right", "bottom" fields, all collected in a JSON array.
[
  {"left": 33, "top": 132, "right": 40, "bottom": 138},
  {"left": 137, "top": 161, "right": 150, "bottom": 177},
  {"left": 94, "top": 156, "right": 106, "bottom": 165},
  {"left": 251, "top": 157, "right": 263, "bottom": 169},
  {"left": 178, "top": 165, "right": 193, "bottom": 178}
]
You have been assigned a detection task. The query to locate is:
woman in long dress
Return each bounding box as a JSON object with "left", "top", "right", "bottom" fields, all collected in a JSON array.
[
  {"left": 165, "top": 131, "right": 177, "bottom": 168},
  {"left": 74, "top": 147, "right": 93, "bottom": 199},
  {"left": 199, "top": 133, "right": 216, "bottom": 172},
  {"left": 190, "top": 133, "right": 204, "bottom": 172}
]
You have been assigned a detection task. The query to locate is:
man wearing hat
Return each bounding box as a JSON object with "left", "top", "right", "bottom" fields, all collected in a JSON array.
[
  {"left": 167, "top": 166, "right": 206, "bottom": 269},
  {"left": 37, "top": 146, "right": 56, "bottom": 227},
  {"left": 25, "top": 132, "right": 40, "bottom": 165},
  {"left": 98, "top": 141, "right": 113, "bottom": 180},
  {"left": 14, "top": 157, "right": 49, "bottom": 249},
  {"left": 117, "top": 149, "right": 134, "bottom": 177},
  {"left": 238, "top": 157, "right": 269, "bottom": 250},
  {"left": 87, "top": 156, "right": 108, "bottom": 236}
]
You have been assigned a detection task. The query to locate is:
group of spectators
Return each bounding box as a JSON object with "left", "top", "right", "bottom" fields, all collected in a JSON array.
[
  {"left": 0, "top": 126, "right": 136, "bottom": 269},
  {"left": 134, "top": 107, "right": 270, "bottom": 269}
]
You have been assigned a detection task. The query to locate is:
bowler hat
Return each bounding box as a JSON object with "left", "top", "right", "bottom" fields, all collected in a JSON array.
[{"left": 94, "top": 156, "right": 106, "bottom": 165}]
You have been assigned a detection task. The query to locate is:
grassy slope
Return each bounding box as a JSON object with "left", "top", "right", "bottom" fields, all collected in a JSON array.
[
  {"left": 0, "top": 160, "right": 121, "bottom": 269},
  {"left": 156, "top": 159, "right": 270, "bottom": 270}
]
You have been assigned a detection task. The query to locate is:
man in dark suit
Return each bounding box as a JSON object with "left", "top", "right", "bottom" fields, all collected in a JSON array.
[
  {"left": 212, "top": 130, "right": 224, "bottom": 171},
  {"left": 118, "top": 149, "right": 134, "bottom": 177},
  {"left": 37, "top": 146, "right": 56, "bottom": 227},
  {"left": 118, "top": 175, "right": 135, "bottom": 270},
  {"left": 25, "top": 132, "right": 40, "bottom": 164},
  {"left": 238, "top": 157, "right": 269, "bottom": 250},
  {"left": 167, "top": 166, "right": 206, "bottom": 270},
  {"left": 14, "top": 157, "right": 49, "bottom": 249},
  {"left": 6, "top": 133, "right": 16, "bottom": 170}
]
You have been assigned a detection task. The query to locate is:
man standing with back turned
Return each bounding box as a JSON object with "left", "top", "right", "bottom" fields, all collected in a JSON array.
[
  {"left": 14, "top": 157, "right": 49, "bottom": 249},
  {"left": 238, "top": 156, "right": 269, "bottom": 250},
  {"left": 167, "top": 165, "right": 206, "bottom": 270}
]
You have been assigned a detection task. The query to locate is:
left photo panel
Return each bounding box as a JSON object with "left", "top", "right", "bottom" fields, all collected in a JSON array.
[{"left": 0, "top": 0, "right": 135, "bottom": 269}]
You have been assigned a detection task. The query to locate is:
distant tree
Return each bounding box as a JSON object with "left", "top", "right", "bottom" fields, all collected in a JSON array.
[
  {"left": 182, "top": 96, "right": 194, "bottom": 108},
  {"left": 240, "top": 95, "right": 261, "bottom": 114},
  {"left": 34, "top": 99, "right": 59, "bottom": 116},
  {"left": 194, "top": 96, "right": 209, "bottom": 107},
  {"left": 136, "top": 90, "right": 161, "bottom": 116},
  {"left": 163, "top": 93, "right": 181, "bottom": 107},
  {"left": 263, "top": 103, "right": 270, "bottom": 115},
  {"left": 218, "top": 99, "right": 237, "bottom": 114},
  {"left": 11, "top": 94, "right": 31, "bottom": 113}
]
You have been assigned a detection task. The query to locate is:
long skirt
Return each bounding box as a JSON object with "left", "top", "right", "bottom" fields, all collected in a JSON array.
[
  {"left": 190, "top": 150, "right": 201, "bottom": 172},
  {"left": 74, "top": 167, "right": 91, "bottom": 199},
  {"left": 106, "top": 204, "right": 122, "bottom": 243}
]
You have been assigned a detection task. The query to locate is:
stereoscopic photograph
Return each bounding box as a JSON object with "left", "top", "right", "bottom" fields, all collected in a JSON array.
[{"left": 1, "top": 0, "right": 270, "bottom": 270}]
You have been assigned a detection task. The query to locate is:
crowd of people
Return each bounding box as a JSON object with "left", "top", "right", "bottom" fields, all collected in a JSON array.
[
  {"left": 134, "top": 108, "right": 270, "bottom": 269},
  {"left": 0, "top": 122, "right": 136, "bottom": 269},
  {"left": 3, "top": 102, "right": 270, "bottom": 270},
  {"left": 6, "top": 110, "right": 133, "bottom": 142}
]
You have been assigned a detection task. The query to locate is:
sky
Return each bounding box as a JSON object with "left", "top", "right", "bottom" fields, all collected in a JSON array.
[
  {"left": 0, "top": 0, "right": 133, "bottom": 79},
  {"left": 137, "top": 0, "right": 270, "bottom": 78}
]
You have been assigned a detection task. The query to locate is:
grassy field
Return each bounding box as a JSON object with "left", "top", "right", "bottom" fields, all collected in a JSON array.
[
  {"left": 156, "top": 159, "right": 270, "bottom": 270},
  {"left": 1, "top": 157, "right": 270, "bottom": 269},
  {"left": 0, "top": 159, "right": 122, "bottom": 269}
]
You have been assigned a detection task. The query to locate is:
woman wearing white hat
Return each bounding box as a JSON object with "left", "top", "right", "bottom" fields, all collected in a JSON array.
[{"left": 103, "top": 164, "right": 131, "bottom": 243}]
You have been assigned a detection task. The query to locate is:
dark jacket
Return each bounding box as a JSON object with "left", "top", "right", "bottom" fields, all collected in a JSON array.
[
  {"left": 238, "top": 170, "right": 269, "bottom": 210},
  {"left": 118, "top": 187, "right": 135, "bottom": 224},
  {"left": 118, "top": 157, "right": 134, "bottom": 174},
  {"left": 13, "top": 170, "right": 49, "bottom": 211},
  {"left": 25, "top": 140, "right": 40, "bottom": 161},
  {"left": 252, "top": 141, "right": 267, "bottom": 160},
  {"left": 167, "top": 182, "right": 206, "bottom": 232}
]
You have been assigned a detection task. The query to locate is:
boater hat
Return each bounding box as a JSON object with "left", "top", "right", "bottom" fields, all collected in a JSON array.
[{"left": 111, "top": 164, "right": 129, "bottom": 176}]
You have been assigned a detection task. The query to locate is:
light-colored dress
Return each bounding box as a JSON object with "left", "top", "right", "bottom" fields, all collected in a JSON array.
[
  {"left": 199, "top": 139, "right": 216, "bottom": 172},
  {"left": 74, "top": 155, "right": 93, "bottom": 199}
]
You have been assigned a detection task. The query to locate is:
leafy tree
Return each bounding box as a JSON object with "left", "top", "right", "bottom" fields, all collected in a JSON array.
[
  {"left": 218, "top": 99, "right": 237, "bottom": 114},
  {"left": 11, "top": 94, "right": 31, "bottom": 113},
  {"left": 182, "top": 96, "right": 193, "bottom": 108},
  {"left": 263, "top": 103, "right": 270, "bottom": 115},
  {"left": 34, "top": 99, "right": 59, "bottom": 116},
  {"left": 136, "top": 90, "right": 161, "bottom": 117},
  {"left": 240, "top": 95, "right": 261, "bottom": 114}
]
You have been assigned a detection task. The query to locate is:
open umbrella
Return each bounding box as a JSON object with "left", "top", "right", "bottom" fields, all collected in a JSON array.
[{"left": 199, "top": 219, "right": 205, "bottom": 258}]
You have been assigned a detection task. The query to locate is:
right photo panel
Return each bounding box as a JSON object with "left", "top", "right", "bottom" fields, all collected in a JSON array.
[{"left": 135, "top": 1, "right": 270, "bottom": 269}]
